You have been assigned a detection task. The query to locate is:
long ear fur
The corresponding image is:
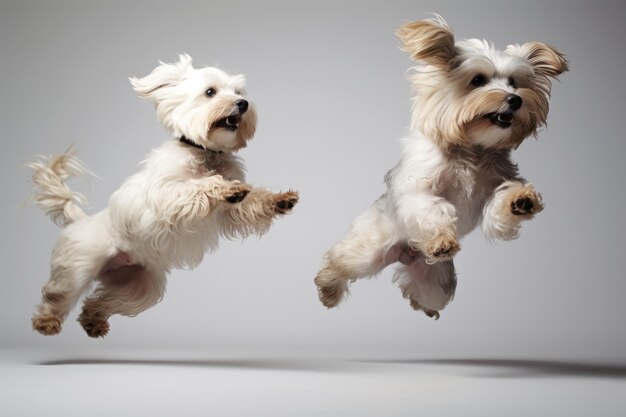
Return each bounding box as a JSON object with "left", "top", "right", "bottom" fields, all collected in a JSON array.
[
  {"left": 505, "top": 42, "right": 569, "bottom": 79},
  {"left": 396, "top": 16, "right": 456, "bottom": 67},
  {"left": 129, "top": 53, "right": 194, "bottom": 99}
]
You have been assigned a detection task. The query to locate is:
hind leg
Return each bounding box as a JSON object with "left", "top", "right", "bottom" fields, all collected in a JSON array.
[
  {"left": 393, "top": 258, "right": 457, "bottom": 319},
  {"left": 315, "top": 199, "right": 397, "bottom": 308},
  {"left": 32, "top": 233, "right": 114, "bottom": 336},
  {"left": 78, "top": 264, "right": 166, "bottom": 338}
]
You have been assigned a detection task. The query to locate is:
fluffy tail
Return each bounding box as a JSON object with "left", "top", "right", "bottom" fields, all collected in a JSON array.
[{"left": 27, "top": 152, "right": 90, "bottom": 227}]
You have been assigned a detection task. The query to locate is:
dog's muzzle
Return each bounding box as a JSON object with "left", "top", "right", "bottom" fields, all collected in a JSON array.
[
  {"left": 484, "top": 94, "right": 523, "bottom": 129},
  {"left": 214, "top": 100, "right": 248, "bottom": 132},
  {"left": 485, "top": 111, "right": 514, "bottom": 129}
]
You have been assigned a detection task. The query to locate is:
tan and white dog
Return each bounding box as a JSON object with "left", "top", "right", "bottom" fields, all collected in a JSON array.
[
  {"left": 315, "top": 17, "right": 567, "bottom": 318},
  {"left": 30, "top": 54, "right": 298, "bottom": 337}
]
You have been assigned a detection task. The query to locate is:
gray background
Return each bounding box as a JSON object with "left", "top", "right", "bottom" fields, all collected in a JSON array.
[{"left": 1, "top": 0, "right": 625, "bottom": 360}]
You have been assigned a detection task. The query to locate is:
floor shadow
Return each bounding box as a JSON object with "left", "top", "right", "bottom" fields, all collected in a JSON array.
[
  {"left": 38, "top": 357, "right": 626, "bottom": 379},
  {"left": 37, "top": 357, "right": 355, "bottom": 373},
  {"left": 365, "top": 358, "right": 626, "bottom": 379}
]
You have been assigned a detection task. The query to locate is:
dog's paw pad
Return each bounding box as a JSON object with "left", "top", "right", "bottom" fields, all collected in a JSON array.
[
  {"left": 273, "top": 190, "right": 299, "bottom": 214},
  {"left": 511, "top": 197, "right": 535, "bottom": 215},
  {"left": 32, "top": 315, "right": 62, "bottom": 336},
  {"left": 510, "top": 186, "right": 543, "bottom": 216},
  {"left": 510, "top": 188, "right": 544, "bottom": 216},
  {"left": 276, "top": 200, "right": 294, "bottom": 210},
  {"left": 224, "top": 184, "right": 251, "bottom": 204},
  {"left": 225, "top": 190, "right": 249, "bottom": 203},
  {"left": 424, "top": 235, "right": 459, "bottom": 262}
]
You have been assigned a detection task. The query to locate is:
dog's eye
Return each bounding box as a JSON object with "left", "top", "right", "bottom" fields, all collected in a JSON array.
[
  {"left": 205, "top": 88, "right": 217, "bottom": 97},
  {"left": 234, "top": 90, "right": 243, "bottom": 96},
  {"left": 508, "top": 77, "right": 517, "bottom": 89},
  {"left": 471, "top": 74, "right": 486, "bottom": 87}
]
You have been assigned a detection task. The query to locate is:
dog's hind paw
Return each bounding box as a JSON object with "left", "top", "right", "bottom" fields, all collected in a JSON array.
[
  {"left": 316, "top": 283, "right": 342, "bottom": 308},
  {"left": 409, "top": 299, "right": 440, "bottom": 320},
  {"left": 79, "top": 316, "right": 110, "bottom": 338},
  {"left": 32, "top": 314, "right": 62, "bottom": 336},
  {"left": 314, "top": 272, "right": 345, "bottom": 308}
]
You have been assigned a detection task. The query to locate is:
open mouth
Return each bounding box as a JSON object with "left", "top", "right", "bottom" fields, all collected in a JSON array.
[
  {"left": 214, "top": 113, "right": 242, "bottom": 131},
  {"left": 484, "top": 111, "right": 514, "bottom": 129}
]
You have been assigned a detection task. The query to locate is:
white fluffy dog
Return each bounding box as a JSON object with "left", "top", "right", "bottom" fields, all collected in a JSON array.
[
  {"left": 30, "top": 54, "right": 299, "bottom": 337},
  {"left": 315, "top": 17, "right": 567, "bottom": 318}
]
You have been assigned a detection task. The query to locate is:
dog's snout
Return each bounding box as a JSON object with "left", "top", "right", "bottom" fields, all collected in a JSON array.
[
  {"left": 235, "top": 99, "right": 248, "bottom": 114},
  {"left": 506, "top": 94, "right": 523, "bottom": 111}
]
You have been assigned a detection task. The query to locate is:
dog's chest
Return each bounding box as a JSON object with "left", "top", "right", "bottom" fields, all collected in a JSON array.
[
  {"left": 195, "top": 153, "right": 245, "bottom": 182},
  {"left": 437, "top": 156, "right": 502, "bottom": 236}
]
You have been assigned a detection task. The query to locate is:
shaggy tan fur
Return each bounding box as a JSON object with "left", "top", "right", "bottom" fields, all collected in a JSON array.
[
  {"left": 396, "top": 17, "right": 456, "bottom": 67},
  {"left": 315, "top": 17, "right": 566, "bottom": 318}
]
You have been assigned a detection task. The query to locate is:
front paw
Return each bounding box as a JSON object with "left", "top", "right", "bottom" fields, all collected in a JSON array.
[
  {"left": 510, "top": 185, "right": 544, "bottom": 216},
  {"left": 224, "top": 184, "right": 252, "bottom": 204},
  {"left": 418, "top": 232, "right": 460, "bottom": 263},
  {"left": 272, "top": 190, "right": 299, "bottom": 214}
]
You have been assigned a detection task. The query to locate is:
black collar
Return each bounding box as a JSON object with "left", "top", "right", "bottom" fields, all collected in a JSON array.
[{"left": 179, "top": 136, "right": 224, "bottom": 154}]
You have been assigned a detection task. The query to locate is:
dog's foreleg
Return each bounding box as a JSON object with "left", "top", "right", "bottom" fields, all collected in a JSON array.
[
  {"left": 482, "top": 181, "right": 544, "bottom": 241},
  {"left": 396, "top": 192, "right": 460, "bottom": 263},
  {"left": 159, "top": 175, "right": 253, "bottom": 232},
  {"left": 220, "top": 187, "right": 299, "bottom": 238}
]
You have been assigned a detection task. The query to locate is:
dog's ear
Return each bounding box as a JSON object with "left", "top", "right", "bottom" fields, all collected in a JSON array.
[
  {"left": 129, "top": 54, "right": 194, "bottom": 99},
  {"left": 505, "top": 42, "right": 568, "bottom": 79},
  {"left": 396, "top": 16, "right": 456, "bottom": 67}
]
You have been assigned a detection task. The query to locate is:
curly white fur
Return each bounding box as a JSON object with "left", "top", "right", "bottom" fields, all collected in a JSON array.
[
  {"left": 27, "top": 152, "right": 89, "bottom": 227},
  {"left": 30, "top": 55, "right": 299, "bottom": 338},
  {"left": 315, "top": 17, "right": 566, "bottom": 317}
]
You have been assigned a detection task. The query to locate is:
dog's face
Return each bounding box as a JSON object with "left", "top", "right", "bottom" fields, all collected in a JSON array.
[
  {"left": 397, "top": 18, "right": 568, "bottom": 150},
  {"left": 130, "top": 54, "right": 257, "bottom": 152}
]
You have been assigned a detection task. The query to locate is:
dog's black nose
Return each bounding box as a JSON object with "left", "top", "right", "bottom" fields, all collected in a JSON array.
[
  {"left": 235, "top": 99, "right": 248, "bottom": 114},
  {"left": 506, "top": 94, "right": 523, "bottom": 111}
]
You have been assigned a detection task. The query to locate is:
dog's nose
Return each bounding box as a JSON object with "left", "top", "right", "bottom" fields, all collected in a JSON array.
[
  {"left": 506, "top": 94, "right": 523, "bottom": 111},
  {"left": 235, "top": 99, "right": 248, "bottom": 114}
]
